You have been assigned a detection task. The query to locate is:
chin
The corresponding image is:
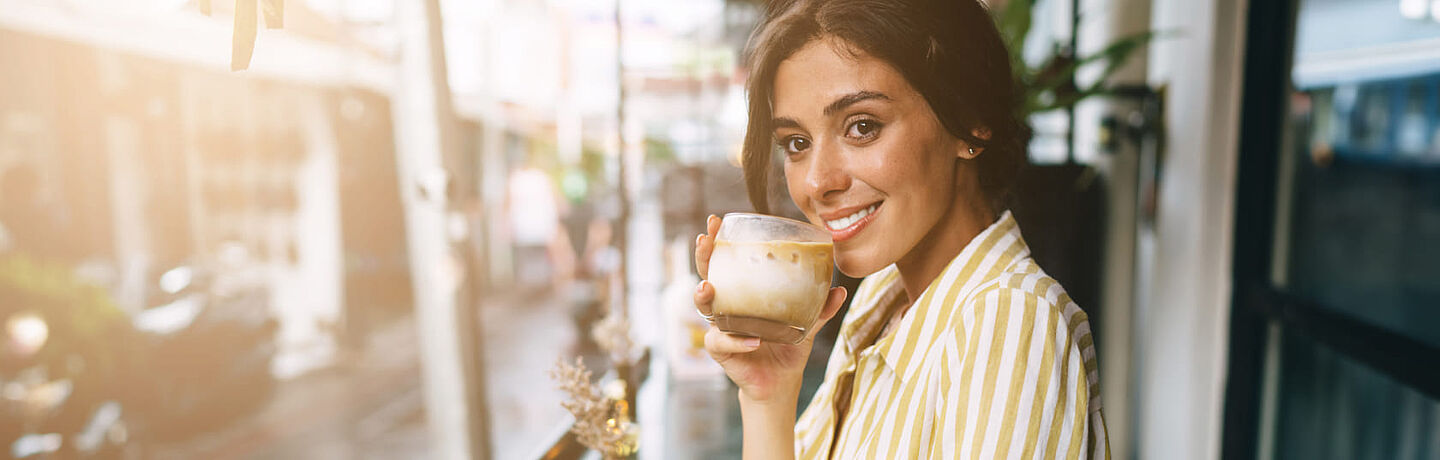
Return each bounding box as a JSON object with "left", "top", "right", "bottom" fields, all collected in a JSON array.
[{"left": 834, "top": 248, "right": 888, "bottom": 279}]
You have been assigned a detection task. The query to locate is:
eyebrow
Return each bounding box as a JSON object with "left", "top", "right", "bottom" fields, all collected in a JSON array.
[
  {"left": 771, "top": 91, "right": 891, "bottom": 130},
  {"left": 772, "top": 117, "right": 803, "bottom": 130},
  {"left": 823, "top": 91, "right": 890, "bottom": 117}
]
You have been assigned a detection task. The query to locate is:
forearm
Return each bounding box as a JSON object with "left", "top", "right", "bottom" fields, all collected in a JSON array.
[{"left": 738, "top": 391, "right": 799, "bottom": 460}]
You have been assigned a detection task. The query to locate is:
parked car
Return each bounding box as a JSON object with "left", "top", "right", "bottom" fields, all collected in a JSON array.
[{"left": 125, "top": 264, "right": 278, "bottom": 440}]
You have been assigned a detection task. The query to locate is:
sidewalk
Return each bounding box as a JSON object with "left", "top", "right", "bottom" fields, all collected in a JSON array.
[
  {"left": 145, "top": 313, "right": 429, "bottom": 460},
  {"left": 480, "top": 290, "right": 586, "bottom": 460},
  {"left": 144, "top": 289, "right": 584, "bottom": 460}
]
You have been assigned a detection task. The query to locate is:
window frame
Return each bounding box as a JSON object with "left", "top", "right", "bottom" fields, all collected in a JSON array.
[{"left": 1222, "top": 0, "right": 1440, "bottom": 458}]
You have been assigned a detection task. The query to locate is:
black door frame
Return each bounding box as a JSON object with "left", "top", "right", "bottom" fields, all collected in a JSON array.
[{"left": 1221, "top": 0, "right": 1440, "bottom": 458}]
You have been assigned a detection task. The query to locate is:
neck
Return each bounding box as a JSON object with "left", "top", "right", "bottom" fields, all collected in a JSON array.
[{"left": 894, "top": 189, "right": 995, "bottom": 305}]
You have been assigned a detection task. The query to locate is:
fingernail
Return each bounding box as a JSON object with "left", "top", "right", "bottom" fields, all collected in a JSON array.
[
  {"left": 742, "top": 338, "right": 761, "bottom": 348},
  {"left": 695, "top": 233, "right": 703, "bottom": 247}
]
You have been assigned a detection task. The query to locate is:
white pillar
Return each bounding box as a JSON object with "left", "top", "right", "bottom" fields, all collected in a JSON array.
[
  {"left": 1134, "top": 0, "right": 1248, "bottom": 458},
  {"left": 393, "top": 0, "right": 490, "bottom": 458}
]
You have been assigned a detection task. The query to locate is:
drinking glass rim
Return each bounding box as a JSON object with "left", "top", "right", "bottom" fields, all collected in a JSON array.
[
  {"left": 721, "top": 212, "right": 825, "bottom": 230},
  {"left": 719, "top": 212, "right": 832, "bottom": 243}
]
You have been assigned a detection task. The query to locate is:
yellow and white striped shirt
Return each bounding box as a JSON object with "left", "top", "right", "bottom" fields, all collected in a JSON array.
[{"left": 794, "top": 211, "right": 1108, "bottom": 459}]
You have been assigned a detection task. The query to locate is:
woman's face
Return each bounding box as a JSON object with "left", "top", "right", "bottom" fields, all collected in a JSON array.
[{"left": 772, "top": 37, "right": 972, "bottom": 277}]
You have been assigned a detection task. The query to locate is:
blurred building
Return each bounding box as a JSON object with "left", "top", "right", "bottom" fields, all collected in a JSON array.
[{"left": 0, "top": 0, "right": 410, "bottom": 380}]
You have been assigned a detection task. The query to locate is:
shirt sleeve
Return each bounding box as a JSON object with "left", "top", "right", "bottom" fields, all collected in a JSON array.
[{"left": 927, "top": 286, "right": 1101, "bottom": 460}]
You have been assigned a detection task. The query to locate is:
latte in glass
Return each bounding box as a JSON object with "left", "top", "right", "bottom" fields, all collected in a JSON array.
[{"left": 705, "top": 213, "right": 835, "bottom": 344}]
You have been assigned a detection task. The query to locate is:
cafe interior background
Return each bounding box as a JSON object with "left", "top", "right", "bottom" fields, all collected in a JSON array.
[{"left": 0, "top": 0, "right": 1437, "bottom": 458}]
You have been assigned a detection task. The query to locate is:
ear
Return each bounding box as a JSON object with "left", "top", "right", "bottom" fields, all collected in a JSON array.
[{"left": 957, "top": 127, "right": 992, "bottom": 160}]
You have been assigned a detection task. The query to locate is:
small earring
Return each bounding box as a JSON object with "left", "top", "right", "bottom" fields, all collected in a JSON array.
[{"left": 968, "top": 147, "right": 975, "bottom": 156}]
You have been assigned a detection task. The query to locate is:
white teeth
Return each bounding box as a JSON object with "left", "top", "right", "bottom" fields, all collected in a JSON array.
[{"left": 826, "top": 204, "right": 878, "bottom": 230}]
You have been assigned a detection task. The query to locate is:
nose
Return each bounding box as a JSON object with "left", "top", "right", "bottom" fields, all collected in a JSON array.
[{"left": 804, "top": 141, "right": 850, "bottom": 201}]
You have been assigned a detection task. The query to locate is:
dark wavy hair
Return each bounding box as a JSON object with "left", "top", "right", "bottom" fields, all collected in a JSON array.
[{"left": 741, "top": 0, "right": 1029, "bottom": 214}]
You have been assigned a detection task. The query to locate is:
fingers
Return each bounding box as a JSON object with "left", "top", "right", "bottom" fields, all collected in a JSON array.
[
  {"left": 706, "top": 214, "right": 721, "bottom": 236},
  {"left": 805, "top": 286, "right": 848, "bottom": 342},
  {"left": 695, "top": 233, "right": 714, "bottom": 280},
  {"left": 693, "top": 280, "right": 714, "bottom": 318},
  {"left": 705, "top": 327, "right": 761, "bottom": 357},
  {"left": 694, "top": 214, "right": 721, "bottom": 279}
]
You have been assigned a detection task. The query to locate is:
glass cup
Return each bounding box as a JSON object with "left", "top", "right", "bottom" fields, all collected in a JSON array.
[{"left": 704, "top": 213, "right": 835, "bottom": 344}]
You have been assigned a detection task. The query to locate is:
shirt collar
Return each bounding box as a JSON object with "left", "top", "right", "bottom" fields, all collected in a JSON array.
[
  {"left": 837, "top": 265, "right": 903, "bottom": 357},
  {"left": 842, "top": 211, "right": 1029, "bottom": 382}
]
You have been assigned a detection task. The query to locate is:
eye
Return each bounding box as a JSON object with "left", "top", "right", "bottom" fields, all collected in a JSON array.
[
  {"left": 778, "top": 136, "right": 811, "bottom": 155},
  {"left": 846, "top": 119, "right": 882, "bottom": 140}
]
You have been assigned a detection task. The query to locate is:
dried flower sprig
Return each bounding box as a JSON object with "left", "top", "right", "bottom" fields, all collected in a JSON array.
[{"left": 549, "top": 357, "right": 638, "bottom": 459}]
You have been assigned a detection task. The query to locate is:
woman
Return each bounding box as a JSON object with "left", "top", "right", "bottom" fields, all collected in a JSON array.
[{"left": 692, "top": 0, "right": 1108, "bottom": 458}]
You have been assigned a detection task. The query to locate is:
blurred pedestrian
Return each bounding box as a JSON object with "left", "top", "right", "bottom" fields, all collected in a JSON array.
[{"left": 507, "top": 168, "right": 565, "bottom": 294}]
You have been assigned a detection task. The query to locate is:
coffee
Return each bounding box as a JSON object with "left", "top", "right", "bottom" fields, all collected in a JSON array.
[{"left": 707, "top": 239, "right": 834, "bottom": 343}]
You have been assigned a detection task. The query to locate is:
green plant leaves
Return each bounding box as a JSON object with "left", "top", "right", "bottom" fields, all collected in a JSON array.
[
  {"left": 994, "top": 0, "right": 1036, "bottom": 81},
  {"left": 1022, "top": 31, "right": 1163, "bottom": 115},
  {"left": 994, "top": 1, "right": 1166, "bottom": 117}
]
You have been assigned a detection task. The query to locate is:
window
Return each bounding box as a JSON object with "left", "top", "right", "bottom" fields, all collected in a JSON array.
[{"left": 1226, "top": 0, "right": 1440, "bottom": 458}]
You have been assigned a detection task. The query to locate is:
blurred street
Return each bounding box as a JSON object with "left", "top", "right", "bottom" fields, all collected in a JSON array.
[
  {"left": 144, "top": 309, "right": 429, "bottom": 460},
  {"left": 145, "top": 291, "right": 580, "bottom": 460}
]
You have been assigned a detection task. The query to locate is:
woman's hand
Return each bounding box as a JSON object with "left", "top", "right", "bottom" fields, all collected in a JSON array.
[{"left": 694, "top": 214, "right": 848, "bottom": 403}]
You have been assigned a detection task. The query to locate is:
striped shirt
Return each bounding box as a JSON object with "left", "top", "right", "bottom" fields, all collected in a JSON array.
[{"left": 794, "top": 211, "right": 1108, "bottom": 459}]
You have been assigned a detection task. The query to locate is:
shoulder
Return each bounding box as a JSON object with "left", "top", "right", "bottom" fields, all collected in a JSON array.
[
  {"left": 936, "top": 263, "right": 1100, "bottom": 389},
  {"left": 944, "top": 262, "right": 1089, "bottom": 347},
  {"left": 932, "top": 264, "right": 1100, "bottom": 387},
  {"left": 979, "top": 257, "right": 1075, "bottom": 314}
]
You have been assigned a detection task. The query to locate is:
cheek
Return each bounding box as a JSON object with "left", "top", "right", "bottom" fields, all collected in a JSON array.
[{"left": 863, "top": 137, "right": 952, "bottom": 198}]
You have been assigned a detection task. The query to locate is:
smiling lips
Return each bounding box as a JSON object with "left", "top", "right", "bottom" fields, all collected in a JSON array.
[{"left": 822, "top": 202, "right": 881, "bottom": 242}]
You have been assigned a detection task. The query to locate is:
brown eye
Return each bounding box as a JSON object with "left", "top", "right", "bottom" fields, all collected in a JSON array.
[
  {"left": 847, "top": 119, "right": 882, "bottom": 139},
  {"left": 782, "top": 136, "right": 811, "bottom": 154}
]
